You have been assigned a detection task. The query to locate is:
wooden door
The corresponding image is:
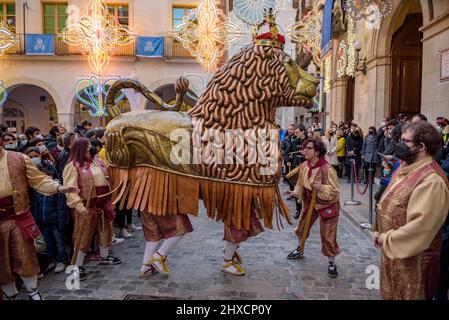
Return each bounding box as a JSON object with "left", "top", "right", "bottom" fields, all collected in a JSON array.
[{"left": 390, "top": 13, "right": 423, "bottom": 118}]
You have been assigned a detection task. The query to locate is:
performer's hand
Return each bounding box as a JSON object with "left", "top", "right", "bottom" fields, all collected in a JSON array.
[
  {"left": 287, "top": 162, "right": 291, "bottom": 167},
  {"left": 313, "top": 180, "right": 321, "bottom": 190},
  {"left": 58, "top": 185, "right": 80, "bottom": 194},
  {"left": 285, "top": 190, "right": 294, "bottom": 196},
  {"left": 78, "top": 207, "right": 89, "bottom": 220},
  {"left": 371, "top": 231, "right": 382, "bottom": 249},
  {"left": 384, "top": 155, "right": 393, "bottom": 161}
]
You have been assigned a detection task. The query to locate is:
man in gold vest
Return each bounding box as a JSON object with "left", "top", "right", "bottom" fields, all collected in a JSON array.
[
  {"left": 0, "top": 129, "right": 79, "bottom": 300},
  {"left": 373, "top": 121, "right": 449, "bottom": 300}
]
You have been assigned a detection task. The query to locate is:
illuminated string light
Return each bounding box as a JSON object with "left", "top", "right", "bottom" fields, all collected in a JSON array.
[
  {"left": 59, "top": 0, "right": 136, "bottom": 74},
  {"left": 324, "top": 55, "right": 332, "bottom": 93},
  {"left": 0, "top": 81, "right": 8, "bottom": 107},
  {"left": 0, "top": 23, "right": 17, "bottom": 55},
  {"left": 286, "top": 0, "right": 325, "bottom": 67},
  {"left": 172, "top": 0, "right": 245, "bottom": 73},
  {"left": 75, "top": 74, "right": 126, "bottom": 117},
  {"left": 336, "top": 39, "right": 348, "bottom": 78}
]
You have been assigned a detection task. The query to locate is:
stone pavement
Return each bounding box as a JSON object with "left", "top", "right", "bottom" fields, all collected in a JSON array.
[{"left": 34, "top": 181, "right": 381, "bottom": 300}]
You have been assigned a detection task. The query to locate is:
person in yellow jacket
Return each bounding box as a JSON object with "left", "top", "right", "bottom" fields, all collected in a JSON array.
[{"left": 336, "top": 129, "right": 346, "bottom": 178}]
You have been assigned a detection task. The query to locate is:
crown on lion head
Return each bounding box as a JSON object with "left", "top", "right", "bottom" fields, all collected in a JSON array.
[{"left": 252, "top": 8, "right": 286, "bottom": 49}]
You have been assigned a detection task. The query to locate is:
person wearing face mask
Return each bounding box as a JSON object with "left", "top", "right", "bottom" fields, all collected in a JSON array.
[
  {"left": 2, "top": 133, "right": 18, "bottom": 151},
  {"left": 17, "top": 127, "right": 41, "bottom": 153},
  {"left": 0, "top": 129, "right": 79, "bottom": 300},
  {"left": 362, "top": 126, "right": 379, "bottom": 184},
  {"left": 376, "top": 118, "right": 389, "bottom": 155},
  {"left": 345, "top": 125, "right": 363, "bottom": 183},
  {"left": 30, "top": 137, "right": 56, "bottom": 164},
  {"left": 372, "top": 121, "right": 449, "bottom": 300},
  {"left": 62, "top": 138, "right": 121, "bottom": 281}
]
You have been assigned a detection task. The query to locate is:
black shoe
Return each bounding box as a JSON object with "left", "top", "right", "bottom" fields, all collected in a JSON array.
[
  {"left": 99, "top": 253, "right": 122, "bottom": 265},
  {"left": 328, "top": 262, "right": 338, "bottom": 278},
  {"left": 79, "top": 266, "right": 88, "bottom": 281},
  {"left": 287, "top": 247, "right": 304, "bottom": 259},
  {"left": 294, "top": 211, "right": 300, "bottom": 219}
]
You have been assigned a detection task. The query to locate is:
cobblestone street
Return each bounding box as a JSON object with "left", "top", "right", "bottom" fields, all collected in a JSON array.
[{"left": 36, "top": 182, "right": 381, "bottom": 300}]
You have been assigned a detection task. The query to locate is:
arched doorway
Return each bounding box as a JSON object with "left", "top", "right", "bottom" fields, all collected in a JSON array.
[
  {"left": 145, "top": 84, "right": 198, "bottom": 111},
  {"left": 1, "top": 84, "right": 58, "bottom": 133},
  {"left": 390, "top": 12, "right": 423, "bottom": 118}
]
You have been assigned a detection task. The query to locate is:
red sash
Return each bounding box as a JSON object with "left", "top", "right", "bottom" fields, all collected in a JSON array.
[
  {"left": 0, "top": 195, "right": 40, "bottom": 239},
  {"left": 90, "top": 186, "right": 116, "bottom": 220}
]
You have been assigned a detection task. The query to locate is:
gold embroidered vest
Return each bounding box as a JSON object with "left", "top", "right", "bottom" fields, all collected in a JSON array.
[{"left": 7, "top": 152, "right": 31, "bottom": 215}]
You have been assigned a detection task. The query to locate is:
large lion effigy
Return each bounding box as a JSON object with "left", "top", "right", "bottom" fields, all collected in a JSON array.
[{"left": 104, "top": 11, "right": 318, "bottom": 232}]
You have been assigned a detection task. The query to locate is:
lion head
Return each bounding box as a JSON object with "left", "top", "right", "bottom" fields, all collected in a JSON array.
[{"left": 187, "top": 44, "right": 317, "bottom": 184}]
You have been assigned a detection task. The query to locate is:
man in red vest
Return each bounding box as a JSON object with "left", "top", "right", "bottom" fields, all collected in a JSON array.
[{"left": 0, "top": 128, "right": 78, "bottom": 300}]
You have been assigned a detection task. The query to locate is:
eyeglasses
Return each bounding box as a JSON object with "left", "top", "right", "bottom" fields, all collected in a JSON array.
[
  {"left": 400, "top": 138, "right": 417, "bottom": 144},
  {"left": 304, "top": 146, "right": 315, "bottom": 150}
]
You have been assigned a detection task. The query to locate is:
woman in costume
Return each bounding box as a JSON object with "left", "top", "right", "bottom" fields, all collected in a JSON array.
[
  {"left": 286, "top": 138, "right": 341, "bottom": 278},
  {"left": 63, "top": 138, "right": 120, "bottom": 281}
]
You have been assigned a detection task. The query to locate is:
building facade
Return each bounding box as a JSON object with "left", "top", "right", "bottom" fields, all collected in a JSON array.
[
  {"left": 0, "top": 0, "right": 204, "bottom": 132},
  {"left": 325, "top": 0, "right": 449, "bottom": 131}
]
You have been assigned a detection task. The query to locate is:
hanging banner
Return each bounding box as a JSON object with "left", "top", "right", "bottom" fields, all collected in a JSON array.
[
  {"left": 26, "top": 34, "right": 55, "bottom": 55},
  {"left": 136, "top": 37, "right": 164, "bottom": 58},
  {"left": 321, "top": 0, "right": 334, "bottom": 58}
]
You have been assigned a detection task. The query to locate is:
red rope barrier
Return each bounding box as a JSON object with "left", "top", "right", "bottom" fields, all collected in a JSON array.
[{"left": 352, "top": 161, "right": 369, "bottom": 195}]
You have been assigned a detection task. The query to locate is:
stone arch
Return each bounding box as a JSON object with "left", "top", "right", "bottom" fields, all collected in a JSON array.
[
  {"left": 370, "top": 0, "right": 428, "bottom": 58},
  {"left": 3, "top": 78, "right": 63, "bottom": 113},
  {"left": 2, "top": 80, "right": 61, "bottom": 132},
  {"left": 367, "top": 0, "right": 424, "bottom": 118}
]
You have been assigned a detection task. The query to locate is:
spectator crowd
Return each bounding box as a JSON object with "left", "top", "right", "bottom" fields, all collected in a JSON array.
[{"left": 0, "top": 119, "right": 141, "bottom": 281}]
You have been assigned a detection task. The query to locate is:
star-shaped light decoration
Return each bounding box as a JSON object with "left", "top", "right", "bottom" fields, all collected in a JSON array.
[
  {"left": 285, "top": 1, "right": 324, "bottom": 67},
  {"left": 0, "top": 80, "right": 8, "bottom": 108},
  {"left": 59, "top": 0, "right": 136, "bottom": 74},
  {"left": 172, "top": 0, "right": 245, "bottom": 73},
  {"left": 75, "top": 74, "right": 126, "bottom": 117},
  {"left": 0, "top": 23, "right": 17, "bottom": 55}
]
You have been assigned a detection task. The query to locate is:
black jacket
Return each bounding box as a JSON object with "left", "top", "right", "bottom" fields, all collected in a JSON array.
[
  {"left": 346, "top": 133, "right": 363, "bottom": 166},
  {"left": 57, "top": 148, "right": 70, "bottom": 181}
]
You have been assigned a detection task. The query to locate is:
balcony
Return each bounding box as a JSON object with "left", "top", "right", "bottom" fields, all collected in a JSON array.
[
  {"left": 163, "top": 36, "right": 194, "bottom": 60},
  {"left": 2, "top": 34, "right": 136, "bottom": 56}
]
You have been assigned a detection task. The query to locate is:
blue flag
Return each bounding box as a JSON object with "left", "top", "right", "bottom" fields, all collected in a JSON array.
[
  {"left": 26, "top": 34, "right": 55, "bottom": 55},
  {"left": 321, "top": 0, "right": 334, "bottom": 58},
  {"left": 136, "top": 37, "right": 164, "bottom": 57}
]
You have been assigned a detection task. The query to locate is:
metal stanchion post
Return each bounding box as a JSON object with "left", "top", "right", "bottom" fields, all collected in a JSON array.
[
  {"left": 344, "top": 159, "right": 361, "bottom": 205},
  {"left": 361, "top": 167, "right": 374, "bottom": 229}
]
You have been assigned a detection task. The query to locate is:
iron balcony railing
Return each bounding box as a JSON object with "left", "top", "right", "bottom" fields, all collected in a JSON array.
[
  {"left": 3, "top": 34, "right": 135, "bottom": 56},
  {"left": 3, "top": 34, "right": 195, "bottom": 61}
]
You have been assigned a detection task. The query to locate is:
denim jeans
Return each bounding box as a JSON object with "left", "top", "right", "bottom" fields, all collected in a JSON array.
[{"left": 42, "top": 224, "right": 67, "bottom": 264}]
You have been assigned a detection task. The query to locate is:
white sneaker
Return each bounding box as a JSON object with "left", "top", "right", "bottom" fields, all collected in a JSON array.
[
  {"left": 44, "top": 262, "right": 55, "bottom": 273},
  {"left": 119, "top": 228, "right": 133, "bottom": 238},
  {"left": 221, "top": 261, "right": 245, "bottom": 276},
  {"left": 127, "top": 223, "right": 142, "bottom": 232},
  {"left": 112, "top": 236, "right": 125, "bottom": 245},
  {"left": 54, "top": 263, "right": 66, "bottom": 274}
]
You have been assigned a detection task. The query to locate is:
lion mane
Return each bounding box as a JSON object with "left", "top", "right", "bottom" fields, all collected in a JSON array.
[{"left": 188, "top": 44, "right": 312, "bottom": 185}]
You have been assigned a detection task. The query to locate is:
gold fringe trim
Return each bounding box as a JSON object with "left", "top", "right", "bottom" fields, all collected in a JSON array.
[{"left": 109, "top": 166, "right": 292, "bottom": 231}]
